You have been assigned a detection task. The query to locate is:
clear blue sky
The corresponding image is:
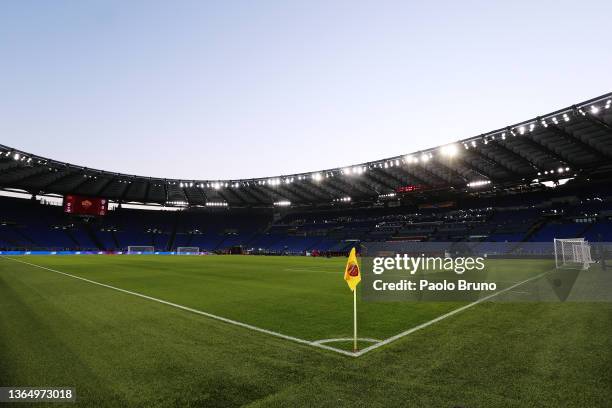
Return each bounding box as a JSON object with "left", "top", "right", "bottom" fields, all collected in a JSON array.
[{"left": 1, "top": 1, "right": 611, "bottom": 180}]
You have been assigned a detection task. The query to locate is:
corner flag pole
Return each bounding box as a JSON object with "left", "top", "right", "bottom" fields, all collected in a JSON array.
[
  {"left": 344, "top": 247, "right": 361, "bottom": 353},
  {"left": 353, "top": 287, "right": 357, "bottom": 352}
]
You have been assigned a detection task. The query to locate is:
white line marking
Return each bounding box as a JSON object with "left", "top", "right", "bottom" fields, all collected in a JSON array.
[
  {"left": 2, "top": 256, "right": 549, "bottom": 358},
  {"left": 352, "top": 271, "right": 550, "bottom": 356},
  {"left": 313, "top": 338, "right": 381, "bottom": 345},
  {"left": 0, "top": 256, "right": 357, "bottom": 357}
]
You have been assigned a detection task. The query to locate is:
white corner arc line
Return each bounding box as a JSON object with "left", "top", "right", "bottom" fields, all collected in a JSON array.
[
  {"left": 352, "top": 271, "right": 550, "bottom": 357},
  {"left": 313, "top": 338, "right": 381, "bottom": 345},
  {"left": 1, "top": 256, "right": 357, "bottom": 357}
]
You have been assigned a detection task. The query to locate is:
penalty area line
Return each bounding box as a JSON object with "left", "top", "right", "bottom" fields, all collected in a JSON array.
[{"left": 0, "top": 256, "right": 357, "bottom": 358}]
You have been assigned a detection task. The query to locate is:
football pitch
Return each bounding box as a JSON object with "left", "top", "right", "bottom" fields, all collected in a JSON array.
[{"left": 1, "top": 255, "right": 611, "bottom": 407}]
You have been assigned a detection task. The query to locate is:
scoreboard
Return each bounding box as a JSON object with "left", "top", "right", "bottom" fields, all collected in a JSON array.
[
  {"left": 396, "top": 184, "right": 424, "bottom": 193},
  {"left": 63, "top": 195, "right": 108, "bottom": 216}
]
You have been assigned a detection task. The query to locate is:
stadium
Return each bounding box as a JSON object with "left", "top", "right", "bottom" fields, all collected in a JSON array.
[{"left": 1, "top": 91, "right": 611, "bottom": 406}]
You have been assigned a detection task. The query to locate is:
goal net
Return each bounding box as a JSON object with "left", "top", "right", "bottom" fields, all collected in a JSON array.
[
  {"left": 554, "top": 238, "right": 594, "bottom": 270},
  {"left": 127, "top": 245, "right": 155, "bottom": 254},
  {"left": 177, "top": 246, "right": 200, "bottom": 255}
]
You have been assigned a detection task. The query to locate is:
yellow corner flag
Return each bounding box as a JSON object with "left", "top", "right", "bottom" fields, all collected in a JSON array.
[{"left": 344, "top": 247, "right": 361, "bottom": 291}]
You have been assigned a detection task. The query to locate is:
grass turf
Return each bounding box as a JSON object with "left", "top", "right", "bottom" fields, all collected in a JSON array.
[{"left": 0, "top": 255, "right": 610, "bottom": 407}]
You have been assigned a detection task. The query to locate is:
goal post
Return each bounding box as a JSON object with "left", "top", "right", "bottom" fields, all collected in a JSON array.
[
  {"left": 554, "top": 238, "right": 594, "bottom": 270},
  {"left": 177, "top": 246, "right": 200, "bottom": 255},
  {"left": 127, "top": 245, "right": 155, "bottom": 254}
]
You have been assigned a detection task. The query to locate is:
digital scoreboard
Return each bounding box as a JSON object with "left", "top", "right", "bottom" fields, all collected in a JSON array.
[
  {"left": 63, "top": 195, "right": 108, "bottom": 216},
  {"left": 396, "top": 184, "right": 424, "bottom": 193}
]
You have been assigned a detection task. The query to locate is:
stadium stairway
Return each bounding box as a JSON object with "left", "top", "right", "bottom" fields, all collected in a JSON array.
[
  {"left": 520, "top": 219, "right": 547, "bottom": 242},
  {"left": 83, "top": 223, "right": 105, "bottom": 250},
  {"left": 63, "top": 229, "right": 81, "bottom": 248},
  {"left": 110, "top": 231, "right": 120, "bottom": 249},
  {"left": 166, "top": 211, "right": 181, "bottom": 251}
]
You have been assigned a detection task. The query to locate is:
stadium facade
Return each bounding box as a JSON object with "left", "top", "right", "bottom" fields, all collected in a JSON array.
[{"left": 1, "top": 92, "right": 611, "bottom": 253}]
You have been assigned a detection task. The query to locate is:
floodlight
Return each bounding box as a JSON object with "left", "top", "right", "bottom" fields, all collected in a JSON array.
[
  {"left": 440, "top": 144, "right": 458, "bottom": 157},
  {"left": 467, "top": 180, "right": 491, "bottom": 188}
]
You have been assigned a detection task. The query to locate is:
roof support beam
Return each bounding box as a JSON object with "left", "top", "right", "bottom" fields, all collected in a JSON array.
[
  {"left": 339, "top": 173, "right": 380, "bottom": 195},
  {"left": 118, "top": 181, "right": 133, "bottom": 203},
  {"left": 489, "top": 139, "right": 541, "bottom": 174},
  {"left": 221, "top": 187, "right": 251, "bottom": 206},
  {"left": 391, "top": 165, "right": 433, "bottom": 187},
  {"left": 366, "top": 169, "right": 399, "bottom": 192},
  {"left": 279, "top": 183, "right": 314, "bottom": 203},
  {"left": 544, "top": 124, "right": 611, "bottom": 162},
  {"left": 415, "top": 163, "right": 452, "bottom": 186},
  {"left": 67, "top": 175, "right": 95, "bottom": 194},
  {"left": 455, "top": 156, "right": 500, "bottom": 182},
  {"left": 216, "top": 189, "right": 238, "bottom": 205},
  {"left": 162, "top": 180, "right": 169, "bottom": 203},
  {"left": 39, "top": 170, "right": 77, "bottom": 192},
  {"left": 96, "top": 177, "right": 117, "bottom": 197},
  {"left": 466, "top": 148, "right": 522, "bottom": 179},
  {"left": 327, "top": 175, "right": 369, "bottom": 197},
  {"left": 518, "top": 136, "right": 576, "bottom": 168},
  {"left": 431, "top": 158, "right": 469, "bottom": 183},
  {"left": 246, "top": 185, "right": 273, "bottom": 204},
  {"left": 234, "top": 185, "right": 263, "bottom": 204},
  {"left": 143, "top": 180, "right": 152, "bottom": 202},
  {"left": 0, "top": 166, "right": 48, "bottom": 185}
]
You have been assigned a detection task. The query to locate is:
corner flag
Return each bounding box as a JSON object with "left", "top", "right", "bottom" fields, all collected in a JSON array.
[
  {"left": 344, "top": 247, "right": 361, "bottom": 291},
  {"left": 344, "top": 247, "right": 361, "bottom": 352}
]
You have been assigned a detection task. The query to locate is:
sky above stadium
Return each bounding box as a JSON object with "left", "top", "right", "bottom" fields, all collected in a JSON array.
[{"left": 1, "top": 1, "right": 611, "bottom": 180}]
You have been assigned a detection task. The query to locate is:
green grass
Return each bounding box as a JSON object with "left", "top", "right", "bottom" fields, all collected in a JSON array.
[{"left": 0, "top": 255, "right": 610, "bottom": 407}]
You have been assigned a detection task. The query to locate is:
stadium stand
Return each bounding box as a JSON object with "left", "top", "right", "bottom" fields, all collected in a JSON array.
[
  {"left": 1, "top": 179, "right": 612, "bottom": 254},
  {"left": 1, "top": 92, "right": 611, "bottom": 253}
]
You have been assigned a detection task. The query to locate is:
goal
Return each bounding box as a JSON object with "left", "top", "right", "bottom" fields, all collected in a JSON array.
[
  {"left": 554, "top": 238, "right": 594, "bottom": 270},
  {"left": 177, "top": 246, "right": 200, "bottom": 255},
  {"left": 127, "top": 245, "right": 155, "bottom": 254}
]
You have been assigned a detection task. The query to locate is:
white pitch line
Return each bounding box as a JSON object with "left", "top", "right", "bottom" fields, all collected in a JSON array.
[
  {"left": 2, "top": 256, "right": 550, "bottom": 358},
  {"left": 353, "top": 270, "right": 550, "bottom": 356},
  {"left": 313, "top": 338, "right": 381, "bottom": 345},
  {"left": 0, "top": 256, "right": 357, "bottom": 357}
]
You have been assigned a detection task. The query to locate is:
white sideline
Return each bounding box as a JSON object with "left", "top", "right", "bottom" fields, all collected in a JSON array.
[
  {"left": 1, "top": 256, "right": 549, "bottom": 358},
  {"left": 0, "top": 256, "right": 355, "bottom": 357}
]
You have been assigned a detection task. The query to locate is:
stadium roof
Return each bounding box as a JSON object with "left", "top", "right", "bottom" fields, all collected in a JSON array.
[{"left": 1, "top": 92, "right": 612, "bottom": 208}]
